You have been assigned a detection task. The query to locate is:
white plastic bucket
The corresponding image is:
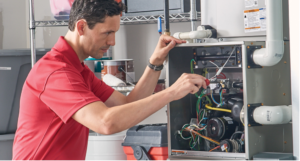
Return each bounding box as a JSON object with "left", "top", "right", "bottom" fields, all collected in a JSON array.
[{"left": 86, "top": 133, "right": 127, "bottom": 160}]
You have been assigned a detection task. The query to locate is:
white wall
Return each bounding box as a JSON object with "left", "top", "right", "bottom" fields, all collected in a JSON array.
[
  {"left": 0, "top": 0, "right": 27, "bottom": 49},
  {"left": 289, "top": 0, "right": 300, "bottom": 159}
]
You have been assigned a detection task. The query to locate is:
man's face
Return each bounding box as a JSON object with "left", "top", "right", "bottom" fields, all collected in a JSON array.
[{"left": 80, "top": 15, "right": 120, "bottom": 59}]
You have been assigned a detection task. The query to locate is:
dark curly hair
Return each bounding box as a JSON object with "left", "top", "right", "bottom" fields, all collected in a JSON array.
[{"left": 68, "top": 0, "right": 125, "bottom": 31}]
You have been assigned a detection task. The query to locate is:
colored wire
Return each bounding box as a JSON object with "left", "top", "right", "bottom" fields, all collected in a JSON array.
[
  {"left": 205, "top": 95, "right": 212, "bottom": 104},
  {"left": 219, "top": 91, "right": 223, "bottom": 106},
  {"left": 197, "top": 109, "right": 205, "bottom": 126},
  {"left": 223, "top": 47, "right": 236, "bottom": 68},
  {"left": 179, "top": 124, "right": 192, "bottom": 140},
  {"left": 190, "top": 59, "right": 206, "bottom": 99},
  {"left": 196, "top": 97, "right": 201, "bottom": 121},
  {"left": 205, "top": 104, "right": 232, "bottom": 113},
  {"left": 211, "top": 91, "right": 220, "bottom": 106},
  {"left": 184, "top": 127, "right": 220, "bottom": 145},
  {"left": 220, "top": 72, "right": 227, "bottom": 78},
  {"left": 209, "top": 47, "right": 236, "bottom": 80},
  {"left": 190, "top": 59, "right": 195, "bottom": 74},
  {"left": 209, "top": 61, "right": 219, "bottom": 68},
  {"left": 209, "top": 146, "right": 221, "bottom": 152},
  {"left": 230, "top": 131, "right": 244, "bottom": 140}
]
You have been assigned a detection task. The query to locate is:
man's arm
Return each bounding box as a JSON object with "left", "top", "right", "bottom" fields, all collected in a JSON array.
[
  {"left": 105, "top": 35, "right": 186, "bottom": 107},
  {"left": 73, "top": 73, "right": 207, "bottom": 135}
]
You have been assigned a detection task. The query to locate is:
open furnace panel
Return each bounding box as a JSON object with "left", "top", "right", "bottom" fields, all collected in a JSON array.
[{"left": 166, "top": 41, "right": 292, "bottom": 160}]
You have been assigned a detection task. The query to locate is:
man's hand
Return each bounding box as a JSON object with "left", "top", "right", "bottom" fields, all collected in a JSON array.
[
  {"left": 150, "top": 35, "right": 186, "bottom": 66},
  {"left": 165, "top": 73, "right": 207, "bottom": 101}
]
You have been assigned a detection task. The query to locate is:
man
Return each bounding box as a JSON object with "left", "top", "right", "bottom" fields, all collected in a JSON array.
[{"left": 13, "top": 0, "right": 207, "bottom": 159}]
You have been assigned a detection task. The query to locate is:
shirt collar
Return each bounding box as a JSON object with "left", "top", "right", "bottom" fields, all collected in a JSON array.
[{"left": 52, "top": 36, "right": 85, "bottom": 72}]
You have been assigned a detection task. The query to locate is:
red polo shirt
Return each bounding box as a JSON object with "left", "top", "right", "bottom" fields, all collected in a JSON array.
[{"left": 13, "top": 36, "right": 114, "bottom": 160}]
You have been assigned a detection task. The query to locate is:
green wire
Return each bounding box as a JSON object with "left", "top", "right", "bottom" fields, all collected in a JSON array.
[
  {"left": 190, "top": 59, "right": 195, "bottom": 74},
  {"left": 180, "top": 124, "right": 192, "bottom": 140},
  {"left": 190, "top": 59, "right": 206, "bottom": 150},
  {"left": 220, "top": 91, "right": 223, "bottom": 106},
  {"left": 205, "top": 96, "right": 212, "bottom": 104}
]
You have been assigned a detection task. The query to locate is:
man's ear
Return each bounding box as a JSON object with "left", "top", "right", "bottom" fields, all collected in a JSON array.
[{"left": 76, "top": 19, "right": 87, "bottom": 36}]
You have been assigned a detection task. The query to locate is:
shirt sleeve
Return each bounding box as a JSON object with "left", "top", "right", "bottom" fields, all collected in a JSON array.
[
  {"left": 89, "top": 70, "right": 114, "bottom": 102},
  {"left": 40, "top": 69, "right": 101, "bottom": 123}
]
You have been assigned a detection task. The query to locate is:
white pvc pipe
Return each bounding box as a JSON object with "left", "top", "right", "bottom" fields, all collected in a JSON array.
[
  {"left": 252, "top": 0, "right": 284, "bottom": 66},
  {"left": 173, "top": 30, "right": 212, "bottom": 40},
  {"left": 200, "top": 0, "right": 208, "bottom": 25},
  {"left": 253, "top": 105, "right": 292, "bottom": 125}
]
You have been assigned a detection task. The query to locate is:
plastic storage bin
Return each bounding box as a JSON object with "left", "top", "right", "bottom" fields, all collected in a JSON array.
[
  {"left": 122, "top": 124, "right": 168, "bottom": 160},
  {"left": 50, "top": 0, "right": 74, "bottom": 20},
  {"left": 86, "top": 132, "right": 127, "bottom": 160},
  {"left": 0, "top": 49, "right": 49, "bottom": 134},
  {"left": 50, "top": 0, "right": 122, "bottom": 20},
  {"left": 0, "top": 134, "right": 14, "bottom": 159}
]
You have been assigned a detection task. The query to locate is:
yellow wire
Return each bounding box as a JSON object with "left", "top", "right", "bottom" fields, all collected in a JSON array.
[
  {"left": 225, "top": 148, "right": 228, "bottom": 152},
  {"left": 189, "top": 125, "right": 200, "bottom": 129},
  {"left": 205, "top": 104, "right": 232, "bottom": 113}
]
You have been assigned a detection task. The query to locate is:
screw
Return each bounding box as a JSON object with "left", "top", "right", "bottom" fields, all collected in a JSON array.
[
  {"left": 248, "top": 124, "right": 251, "bottom": 127},
  {"left": 238, "top": 61, "right": 241, "bottom": 64},
  {"left": 261, "top": 103, "right": 264, "bottom": 106},
  {"left": 237, "top": 51, "right": 240, "bottom": 54},
  {"left": 248, "top": 104, "right": 250, "bottom": 107},
  {"left": 248, "top": 66, "right": 250, "bottom": 69},
  {"left": 284, "top": 141, "right": 287, "bottom": 144},
  {"left": 261, "top": 46, "right": 263, "bottom": 48},
  {"left": 284, "top": 43, "right": 286, "bottom": 45},
  {"left": 251, "top": 42, "right": 254, "bottom": 45},
  {"left": 283, "top": 93, "right": 286, "bottom": 96},
  {"left": 262, "top": 66, "right": 264, "bottom": 68},
  {"left": 284, "top": 61, "right": 287, "bottom": 64},
  {"left": 247, "top": 46, "right": 250, "bottom": 49}
]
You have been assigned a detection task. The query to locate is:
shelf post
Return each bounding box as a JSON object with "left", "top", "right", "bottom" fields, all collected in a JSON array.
[{"left": 29, "top": 0, "right": 36, "bottom": 68}]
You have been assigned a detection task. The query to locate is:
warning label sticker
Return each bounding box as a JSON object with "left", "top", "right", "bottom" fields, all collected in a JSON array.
[
  {"left": 244, "top": 8, "right": 266, "bottom": 33},
  {"left": 245, "top": 0, "right": 258, "bottom": 8},
  {"left": 259, "top": 8, "right": 267, "bottom": 31}
]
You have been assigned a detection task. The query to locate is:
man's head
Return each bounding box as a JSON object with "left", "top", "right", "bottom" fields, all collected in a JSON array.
[
  {"left": 67, "top": 0, "right": 124, "bottom": 60},
  {"left": 68, "top": 0, "right": 124, "bottom": 31}
]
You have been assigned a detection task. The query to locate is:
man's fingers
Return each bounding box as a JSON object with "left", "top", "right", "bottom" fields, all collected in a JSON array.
[
  {"left": 161, "top": 35, "right": 186, "bottom": 45},
  {"left": 190, "top": 86, "right": 200, "bottom": 94},
  {"left": 181, "top": 73, "right": 207, "bottom": 82},
  {"left": 164, "top": 40, "right": 176, "bottom": 52},
  {"left": 188, "top": 78, "right": 207, "bottom": 89}
]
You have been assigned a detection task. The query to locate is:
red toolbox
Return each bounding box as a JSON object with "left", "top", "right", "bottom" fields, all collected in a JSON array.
[{"left": 122, "top": 124, "right": 168, "bottom": 160}]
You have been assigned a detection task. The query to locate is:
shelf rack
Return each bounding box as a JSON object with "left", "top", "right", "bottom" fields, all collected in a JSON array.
[
  {"left": 34, "top": 13, "right": 201, "bottom": 27},
  {"left": 29, "top": 0, "right": 201, "bottom": 66}
]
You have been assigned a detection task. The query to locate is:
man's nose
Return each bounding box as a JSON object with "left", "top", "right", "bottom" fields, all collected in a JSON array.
[{"left": 107, "top": 34, "right": 115, "bottom": 46}]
